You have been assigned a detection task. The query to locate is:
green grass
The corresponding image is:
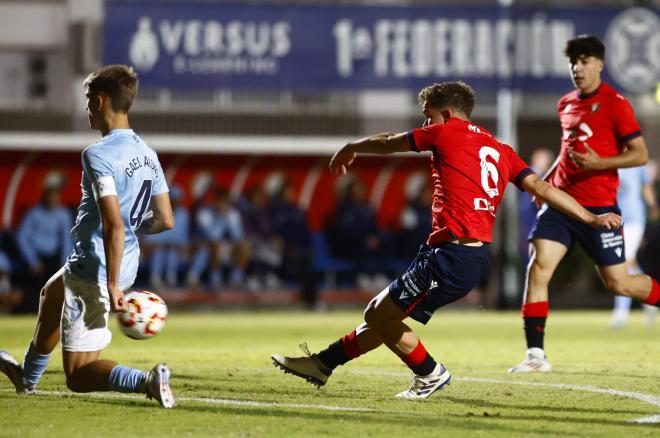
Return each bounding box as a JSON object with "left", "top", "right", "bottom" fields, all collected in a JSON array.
[{"left": 1, "top": 310, "right": 659, "bottom": 437}]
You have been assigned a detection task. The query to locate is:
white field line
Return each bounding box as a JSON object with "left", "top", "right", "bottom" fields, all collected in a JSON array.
[
  {"left": 0, "top": 388, "right": 388, "bottom": 414},
  {"left": 351, "top": 370, "right": 660, "bottom": 423},
  {"left": 2, "top": 372, "right": 659, "bottom": 423}
]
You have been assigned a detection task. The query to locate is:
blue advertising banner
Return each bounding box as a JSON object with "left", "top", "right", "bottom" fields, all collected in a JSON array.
[{"left": 103, "top": 2, "right": 660, "bottom": 94}]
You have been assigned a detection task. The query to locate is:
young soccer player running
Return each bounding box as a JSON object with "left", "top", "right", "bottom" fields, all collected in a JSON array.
[
  {"left": 0, "top": 65, "right": 176, "bottom": 407},
  {"left": 509, "top": 35, "right": 660, "bottom": 373},
  {"left": 272, "top": 81, "right": 622, "bottom": 399}
]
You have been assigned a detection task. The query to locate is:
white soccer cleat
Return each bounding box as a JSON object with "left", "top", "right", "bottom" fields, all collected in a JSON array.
[
  {"left": 508, "top": 347, "right": 552, "bottom": 373},
  {"left": 271, "top": 353, "right": 332, "bottom": 387},
  {"left": 0, "top": 350, "right": 34, "bottom": 394},
  {"left": 395, "top": 364, "right": 452, "bottom": 399},
  {"left": 145, "top": 363, "right": 176, "bottom": 408}
]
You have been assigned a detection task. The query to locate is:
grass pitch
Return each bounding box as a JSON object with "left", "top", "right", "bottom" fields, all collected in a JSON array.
[{"left": 0, "top": 310, "right": 659, "bottom": 437}]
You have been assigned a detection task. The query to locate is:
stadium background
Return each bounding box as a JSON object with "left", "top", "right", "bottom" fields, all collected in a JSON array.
[{"left": 0, "top": 0, "right": 658, "bottom": 314}]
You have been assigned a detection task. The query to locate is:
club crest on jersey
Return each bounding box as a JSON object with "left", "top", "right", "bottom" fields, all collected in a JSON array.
[
  {"left": 614, "top": 247, "right": 623, "bottom": 258},
  {"left": 591, "top": 103, "right": 600, "bottom": 113}
]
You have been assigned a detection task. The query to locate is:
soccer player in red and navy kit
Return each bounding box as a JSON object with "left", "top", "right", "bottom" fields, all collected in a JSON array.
[
  {"left": 272, "top": 81, "right": 621, "bottom": 398},
  {"left": 509, "top": 35, "right": 660, "bottom": 373}
]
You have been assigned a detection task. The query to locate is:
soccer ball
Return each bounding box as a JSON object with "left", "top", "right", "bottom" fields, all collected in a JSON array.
[{"left": 117, "top": 291, "right": 168, "bottom": 340}]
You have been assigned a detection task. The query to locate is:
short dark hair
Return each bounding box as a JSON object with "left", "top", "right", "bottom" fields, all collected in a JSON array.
[
  {"left": 84, "top": 65, "right": 138, "bottom": 113},
  {"left": 564, "top": 35, "right": 605, "bottom": 62},
  {"left": 418, "top": 81, "right": 475, "bottom": 117}
]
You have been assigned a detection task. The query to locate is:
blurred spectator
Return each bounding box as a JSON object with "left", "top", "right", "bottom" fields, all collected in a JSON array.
[
  {"left": 396, "top": 177, "right": 433, "bottom": 260},
  {"left": 186, "top": 188, "right": 250, "bottom": 290},
  {"left": 143, "top": 185, "right": 190, "bottom": 288},
  {"left": 327, "top": 179, "right": 389, "bottom": 290},
  {"left": 518, "top": 148, "right": 555, "bottom": 266},
  {"left": 15, "top": 182, "right": 72, "bottom": 313},
  {"left": 272, "top": 180, "right": 317, "bottom": 307},
  {"left": 611, "top": 162, "right": 659, "bottom": 328},
  {"left": 241, "top": 184, "right": 283, "bottom": 291},
  {"left": 0, "top": 249, "right": 21, "bottom": 313}
]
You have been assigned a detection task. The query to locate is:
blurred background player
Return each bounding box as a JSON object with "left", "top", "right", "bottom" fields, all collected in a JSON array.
[
  {"left": 271, "top": 179, "right": 317, "bottom": 308},
  {"left": 0, "top": 249, "right": 22, "bottom": 313},
  {"left": 610, "top": 163, "right": 659, "bottom": 329},
  {"left": 0, "top": 65, "right": 175, "bottom": 408},
  {"left": 187, "top": 188, "right": 250, "bottom": 290},
  {"left": 272, "top": 81, "right": 621, "bottom": 399},
  {"left": 143, "top": 185, "right": 190, "bottom": 289},
  {"left": 15, "top": 179, "right": 72, "bottom": 313},
  {"left": 510, "top": 35, "right": 660, "bottom": 373},
  {"left": 327, "top": 178, "right": 390, "bottom": 290},
  {"left": 518, "top": 148, "right": 555, "bottom": 267},
  {"left": 240, "top": 184, "right": 283, "bottom": 291}
]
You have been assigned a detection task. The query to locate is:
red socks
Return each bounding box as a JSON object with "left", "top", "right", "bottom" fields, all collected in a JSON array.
[
  {"left": 401, "top": 341, "right": 437, "bottom": 376},
  {"left": 522, "top": 301, "right": 548, "bottom": 350},
  {"left": 522, "top": 301, "right": 549, "bottom": 318},
  {"left": 340, "top": 330, "right": 363, "bottom": 359},
  {"left": 644, "top": 279, "right": 660, "bottom": 306}
]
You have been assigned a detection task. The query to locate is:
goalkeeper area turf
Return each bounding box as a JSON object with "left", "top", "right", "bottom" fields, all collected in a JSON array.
[{"left": 1, "top": 310, "right": 658, "bottom": 437}]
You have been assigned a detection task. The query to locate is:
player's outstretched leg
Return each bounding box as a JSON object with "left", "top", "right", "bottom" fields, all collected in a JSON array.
[
  {"left": 108, "top": 363, "right": 176, "bottom": 408},
  {"left": 598, "top": 265, "right": 660, "bottom": 311},
  {"left": 272, "top": 318, "right": 385, "bottom": 387},
  {"left": 107, "top": 362, "right": 175, "bottom": 408},
  {"left": 271, "top": 345, "right": 333, "bottom": 387},
  {"left": 64, "top": 350, "right": 175, "bottom": 408}
]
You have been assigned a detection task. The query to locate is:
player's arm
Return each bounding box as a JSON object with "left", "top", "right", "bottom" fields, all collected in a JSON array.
[
  {"left": 137, "top": 192, "right": 174, "bottom": 234},
  {"left": 329, "top": 132, "right": 409, "bottom": 175},
  {"left": 521, "top": 173, "right": 622, "bottom": 229},
  {"left": 98, "top": 194, "right": 128, "bottom": 312},
  {"left": 571, "top": 136, "right": 648, "bottom": 171}
]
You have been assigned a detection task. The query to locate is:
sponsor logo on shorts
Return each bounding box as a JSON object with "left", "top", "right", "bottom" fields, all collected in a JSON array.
[
  {"left": 399, "top": 271, "right": 422, "bottom": 300},
  {"left": 67, "top": 297, "right": 83, "bottom": 322},
  {"left": 600, "top": 231, "right": 624, "bottom": 259},
  {"left": 600, "top": 231, "right": 623, "bottom": 250}
]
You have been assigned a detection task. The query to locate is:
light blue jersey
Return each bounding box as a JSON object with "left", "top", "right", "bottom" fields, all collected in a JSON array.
[
  {"left": 67, "top": 129, "right": 168, "bottom": 285},
  {"left": 617, "top": 166, "right": 650, "bottom": 226}
]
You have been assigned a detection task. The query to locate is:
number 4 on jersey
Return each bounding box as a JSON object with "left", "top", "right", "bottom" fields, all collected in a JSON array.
[{"left": 130, "top": 180, "right": 152, "bottom": 227}]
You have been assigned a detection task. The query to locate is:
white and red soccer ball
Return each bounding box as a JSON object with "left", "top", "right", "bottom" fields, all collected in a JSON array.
[{"left": 117, "top": 291, "right": 168, "bottom": 340}]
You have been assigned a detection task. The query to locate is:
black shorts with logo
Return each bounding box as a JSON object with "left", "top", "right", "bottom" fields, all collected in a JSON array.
[
  {"left": 529, "top": 204, "right": 625, "bottom": 267},
  {"left": 388, "top": 243, "right": 490, "bottom": 325}
]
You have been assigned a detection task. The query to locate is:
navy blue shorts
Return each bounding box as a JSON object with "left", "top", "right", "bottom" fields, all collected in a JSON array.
[
  {"left": 529, "top": 205, "right": 625, "bottom": 267},
  {"left": 388, "top": 243, "right": 490, "bottom": 325}
]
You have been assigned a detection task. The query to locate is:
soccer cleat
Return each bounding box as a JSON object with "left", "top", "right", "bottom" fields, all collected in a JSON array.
[
  {"left": 395, "top": 364, "right": 451, "bottom": 399},
  {"left": 0, "top": 350, "right": 34, "bottom": 394},
  {"left": 508, "top": 347, "right": 552, "bottom": 373},
  {"left": 145, "top": 363, "right": 175, "bottom": 408},
  {"left": 271, "top": 347, "right": 332, "bottom": 387}
]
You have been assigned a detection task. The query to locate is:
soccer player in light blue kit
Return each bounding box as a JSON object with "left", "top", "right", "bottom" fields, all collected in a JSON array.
[
  {"left": 0, "top": 65, "right": 176, "bottom": 407},
  {"left": 610, "top": 165, "right": 659, "bottom": 328}
]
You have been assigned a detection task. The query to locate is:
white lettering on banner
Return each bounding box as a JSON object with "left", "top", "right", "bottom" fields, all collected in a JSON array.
[
  {"left": 131, "top": 17, "right": 291, "bottom": 75},
  {"left": 333, "top": 17, "right": 575, "bottom": 79}
]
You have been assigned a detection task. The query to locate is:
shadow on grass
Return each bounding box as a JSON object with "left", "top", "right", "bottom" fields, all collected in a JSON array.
[
  {"left": 443, "top": 396, "right": 652, "bottom": 416},
  {"left": 68, "top": 395, "right": 660, "bottom": 433}
]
